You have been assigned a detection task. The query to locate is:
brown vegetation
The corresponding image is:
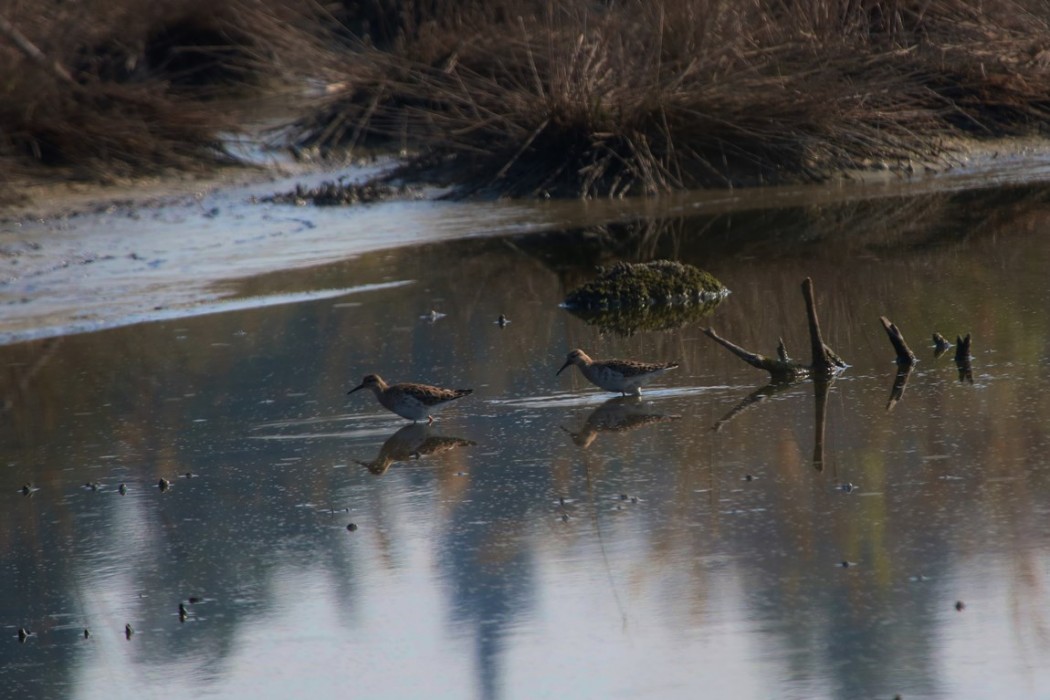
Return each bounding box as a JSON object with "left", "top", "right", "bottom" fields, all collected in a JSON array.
[
  {"left": 0, "top": 0, "right": 327, "bottom": 186},
  {"left": 296, "top": 0, "right": 1050, "bottom": 197},
  {"left": 6, "top": 0, "right": 1050, "bottom": 200}
]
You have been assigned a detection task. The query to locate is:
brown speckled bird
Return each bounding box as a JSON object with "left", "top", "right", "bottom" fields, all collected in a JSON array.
[
  {"left": 557, "top": 349, "right": 678, "bottom": 396},
  {"left": 348, "top": 374, "right": 472, "bottom": 423}
]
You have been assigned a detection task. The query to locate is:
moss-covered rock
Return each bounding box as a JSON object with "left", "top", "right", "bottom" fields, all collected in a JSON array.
[
  {"left": 563, "top": 260, "right": 726, "bottom": 309},
  {"left": 562, "top": 260, "right": 727, "bottom": 335}
]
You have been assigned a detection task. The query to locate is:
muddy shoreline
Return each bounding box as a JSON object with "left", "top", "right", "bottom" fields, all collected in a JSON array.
[{"left": 4, "top": 138, "right": 1050, "bottom": 347}]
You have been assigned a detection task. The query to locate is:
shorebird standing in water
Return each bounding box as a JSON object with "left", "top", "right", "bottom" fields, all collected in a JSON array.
[
  {"left": 348, "top": 374, "right": 472, "bottom": 423},
  {"left": 557, "top": 348, "right": 679, "bottom": 396}
]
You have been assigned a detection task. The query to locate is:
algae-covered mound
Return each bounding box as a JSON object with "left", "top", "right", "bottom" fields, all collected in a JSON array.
[
  {"left": 563, "top": 260, "right": 727, "bottom": 335},
  {"left": 564, "top": 260, "right": 726, "bottom": 309},
  {"left": 566, "top": 301, "right": 725, "bottom": 336}
]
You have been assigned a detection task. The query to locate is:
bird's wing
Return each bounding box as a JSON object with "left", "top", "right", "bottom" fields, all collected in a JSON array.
[
  {"left": 399, "top": 383, "right": 472, "bottom": 406},
  {"left": 606, "top": 360, "right": 678, "bottom": 376}
]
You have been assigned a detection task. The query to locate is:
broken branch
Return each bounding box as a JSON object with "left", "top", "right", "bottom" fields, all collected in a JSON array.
[{"left": 880, "top": 316, "right": 917, "bottom": 366}]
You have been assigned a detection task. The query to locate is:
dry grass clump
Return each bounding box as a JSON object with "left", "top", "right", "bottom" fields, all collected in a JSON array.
[
  {"left": 295, "top": 0, "right": 1050, "bottom": 197},
  {"left": 0, "top": 0, "right": 328, "bottom": 182},
  {"left": 288, "top": 0, "right": 553, "bottom": 156}
]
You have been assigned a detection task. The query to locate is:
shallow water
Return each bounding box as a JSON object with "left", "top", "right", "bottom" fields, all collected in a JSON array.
[{"left": 4, "top": 183, "right": 1050, "bottom": 699}]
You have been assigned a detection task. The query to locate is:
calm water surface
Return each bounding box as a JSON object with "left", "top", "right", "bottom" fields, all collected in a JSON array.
[{"left": 3, "top": 185, "right": 1050, "bottom": 699}]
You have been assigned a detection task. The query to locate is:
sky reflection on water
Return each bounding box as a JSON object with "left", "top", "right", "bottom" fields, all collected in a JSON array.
[{"left": 4, "top": 185, "right": 1050, "bottom": 699}]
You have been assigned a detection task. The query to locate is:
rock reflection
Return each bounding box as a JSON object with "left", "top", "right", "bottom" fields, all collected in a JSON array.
[
  {"left": 564, "top": 298, "right": 723, "bottom": 336},
  {"left": 562, "top": 396, "right": 681, "bottom": 448},
  {"left": 356, "top": 423, "right": 476, "bottom": 475}
]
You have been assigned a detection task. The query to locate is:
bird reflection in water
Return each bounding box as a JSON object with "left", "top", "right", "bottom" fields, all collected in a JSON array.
[
  {"left": 562, "top": 396, "right": 681, "bottom": 448},
  {"left": 357, "top": 423, "right": 476, "bottom": 475}
]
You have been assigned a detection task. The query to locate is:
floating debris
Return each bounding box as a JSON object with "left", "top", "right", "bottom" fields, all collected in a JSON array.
[
  {"left": 346, "top": 523, "right": 358, "bottom": 532},
  {"left": 837, "top": 482, "right": 855, "bottom": 493},
  {"left": 421, "top": 309, "right": 446, "bottom": 323},
  {"left": 840, "top": 560, "right": 857, "bottom": 568},
  {"left": 880, "top": 316, "right": 917, "bottom": 366},
  {"left": 932, "top": 332, "right": 952, "bottom": 356},
  {"left": 158, "top": 478, "right": 171, "bottom": 492},
  {"left": 20, "top": 483, "right": 32, "bottom": 496},
  {"left": 261, "top": 179, "right": 410, "bottom": 207},
  {"left": 497, "top": 314, "right": 509, "bottom": 327},
  {"left": 125, "top": 624, "right": 134, "bottom": 639},
  {"left": 955, "top": 600, "right": 966, "bottom": 611},
  {"left": 704, "top": 278, "right": 845, "bottom": 387},
  {"left": 83, "top": 628, "right": 90, "bottom": 639},
  {"left": 179, "top": 603, "right": 188, "bottom": 622},
  {"left": 118, "top": 483, "right": 128, "bottom": 495},
  {"left": 17, "top": 627, "right": 29, "bottom": 642}
]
